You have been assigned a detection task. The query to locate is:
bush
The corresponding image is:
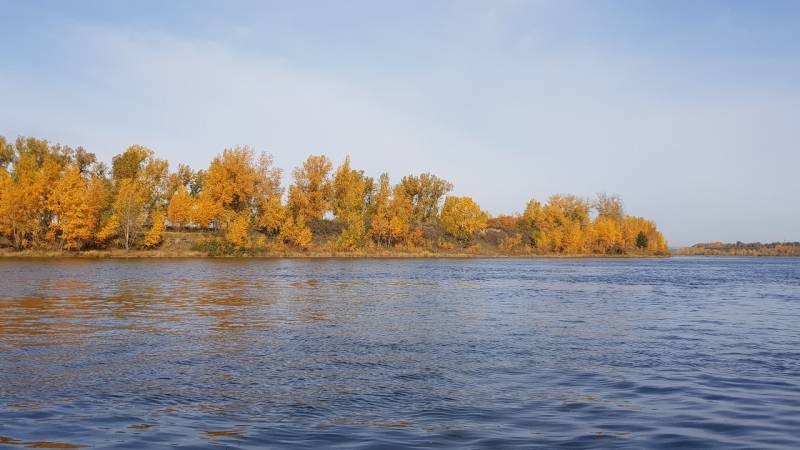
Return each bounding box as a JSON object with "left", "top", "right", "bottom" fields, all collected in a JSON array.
[
  {"left": 499, "top": 233, "right": 525, "bottom": 253},
  {"left": 192, "top": 237, "right": 239, "bottom": 256},
  {"left": 143, "top": 213, "right": 166, "bottom": 248}
]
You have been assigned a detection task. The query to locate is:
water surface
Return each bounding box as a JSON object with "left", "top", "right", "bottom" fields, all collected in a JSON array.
[{"left": 1, "top": 257, "right": 799, "bottom": 449}]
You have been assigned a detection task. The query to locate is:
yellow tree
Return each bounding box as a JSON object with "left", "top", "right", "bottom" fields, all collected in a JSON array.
[
  {"left": 397, "top": 173, "right": 453, "bottom": 224},
  {"left": 167, "top": 187, "right": 194, "bottom": 230},
  {"left": 48, "top": 167, "right": 102, "bottom": 250},
  {"left": 332, "top": 156, "right": 372, "bottom": 248},
  {"left": 112, "top": 145, "right": 153, "bottom": 180},
  {"left": 279, "top": 215, "right": 313, "bottom": 249},
  {"left": 108, "top": 145, "right": 169, "bottom": 249},
  {"left": 530, "top": 195, "right": 590, "bottom": 253},
  {"left": 114, "top": 178, "right": 147, "bottom": 250},
  {"left": 369, "top": 174, "right": 392, "bottom": 246},
  {"left": 200, "top": 146, "right": 282, "bottom": 241},
  {"left": 622, "top": 216, "right": 668, "bottom": 254},
  {"left": 166, "top": 164, "right": 195, "bottom": 199},
  {"left": 332, "top": 156, "right": 371, "bottom": 225},
  {"left": 112, "top": 145, "right": 169, "bottom": 214},
  {"left": 225, "top": 212, "right": 251, "bottom": 249},
  {"left": 288, "top": 155, "right": 332, "bottom": 220},
  {"left": 520, "top": 199, "right": 543, "bottom": 245},
  {"left": 548, "top": 194, "right": 590, "bottom": 227},
  {"left": 142, "top": 157, "right": 170, "bottom": 211},
  {"left": 387, "top": 184, "right": 413, "bottom": 245},
  {"left": 0, "top": 138, "right": 65, "bottom": 249},
  {"left": 590, "top": 216, "right": 623, "bottom": 254},
  {"left": 0, "top": 169, "right": 37, "bottom": 249},
  {"left": 96, "top": 215, "right": 120, "bottom": 243},
  {"left": 0, "top": 168, "right": 17, "bottom": 246},
  {"left": 143, "top": 211, "right": 166, "bottom": 248},
  {"left": 192, "top": 194, "right": 222, "bottom": 230},
  {"left": 0, "top": 136, "right": 12, "bottom": 167},
  {"left": 593, "top": 193, "right": 624, "bottom": 222},
  {"left": 257, "top": 194, "right": 285, "bottom": 236},
  {"left": 440, "top": 196, "right": 488, "bottom": 242}
]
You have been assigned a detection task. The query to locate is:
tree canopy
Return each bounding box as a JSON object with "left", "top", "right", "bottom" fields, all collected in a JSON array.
[{"left": 0, "top": 135, "right": 669, "bottom": 256}]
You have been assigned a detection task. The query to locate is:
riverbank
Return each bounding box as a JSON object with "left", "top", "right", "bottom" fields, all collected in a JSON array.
[
  {"left": 0, "top": 249, "right": 666, "bottom": 259},
  {"left": 0, "top": 230, "right": 668, "bottom": 259}
]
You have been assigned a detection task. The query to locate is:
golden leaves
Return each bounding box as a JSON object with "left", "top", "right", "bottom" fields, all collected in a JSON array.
[
  {"left": 0, "top": 135, "right": 669, "bottom": 256},
  {"left": 440, "top": 196, "right": 488, "bottom": 241}
]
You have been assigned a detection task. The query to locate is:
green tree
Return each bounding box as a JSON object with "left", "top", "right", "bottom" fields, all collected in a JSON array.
[{"left": 636, "top": 230, "right": 649, "bottom": 251}]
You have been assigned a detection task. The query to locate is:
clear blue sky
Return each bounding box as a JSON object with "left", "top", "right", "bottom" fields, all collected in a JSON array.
[{"left": 2, "top": 0, "right": 798, "bottom": 246}]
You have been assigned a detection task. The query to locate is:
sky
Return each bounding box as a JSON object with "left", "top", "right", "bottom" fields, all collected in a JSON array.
[{"left": 1, "top": 0, "right": 798, "bottom": 246}]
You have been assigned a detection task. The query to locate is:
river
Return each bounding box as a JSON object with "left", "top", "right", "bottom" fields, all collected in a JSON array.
[{"left": 1, "top": 257, "right": 798, "bottom": 448}]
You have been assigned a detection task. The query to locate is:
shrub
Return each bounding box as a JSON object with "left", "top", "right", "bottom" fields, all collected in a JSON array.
[{"left": 499, "top": 233, "right": 525, "bottom": 253}]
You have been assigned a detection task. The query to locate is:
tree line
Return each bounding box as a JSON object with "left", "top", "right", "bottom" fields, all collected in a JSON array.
[{"left": 0, "top": 136, "right": 668, "bottom": 255}]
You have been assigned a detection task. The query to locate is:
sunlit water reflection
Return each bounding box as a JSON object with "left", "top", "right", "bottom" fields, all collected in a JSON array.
[{"left": 1, "top": 257, "right": 799, "bottom": 449}]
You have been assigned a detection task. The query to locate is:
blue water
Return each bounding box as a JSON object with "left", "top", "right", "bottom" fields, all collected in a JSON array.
[{"left": 1, "top": 257, "right": 799, "bottom": 449}]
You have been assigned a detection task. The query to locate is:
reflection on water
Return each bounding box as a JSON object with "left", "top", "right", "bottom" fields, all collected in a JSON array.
[{"left": 1, "top": 257, "right": 800, "bottom": 449}]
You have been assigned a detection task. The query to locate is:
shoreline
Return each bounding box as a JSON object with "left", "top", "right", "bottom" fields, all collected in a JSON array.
[{"left": 0, "top": 250, "right": 669, "bottom": 260}]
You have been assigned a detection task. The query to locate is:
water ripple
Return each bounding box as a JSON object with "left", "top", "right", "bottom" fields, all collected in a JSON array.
[{"left": 1, "top": 257, "right": 799, "bottom": 448}]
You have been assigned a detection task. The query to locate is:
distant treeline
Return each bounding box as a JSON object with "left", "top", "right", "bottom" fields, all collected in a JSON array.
[
  {"left": 0, "top": 135, "right": 668, "bottom": 256},
  {"left": 676, "top": 242, "right": 800, "bottom": 257}
]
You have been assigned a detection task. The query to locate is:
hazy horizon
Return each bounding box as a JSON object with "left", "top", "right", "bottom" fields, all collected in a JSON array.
[{"left": 2, "top": 0, "right": 798, "bottom": 246}]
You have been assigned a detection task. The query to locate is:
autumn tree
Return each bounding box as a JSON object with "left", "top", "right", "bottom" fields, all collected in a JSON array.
[
  {"left": 279, "top": 215, "right": 313, "bottom": 249},
  {"left": 112, "top": 145, "right": 152, "bottom": 181},
  {"left": 114, "top": 178, "right": 147, "bottom": 250},
  {"left": 165, "top": 164, "right": 203, "bottom": 203},
  {"left": 440, "top": 196, "right": 488, "bottom": 242},
  {"left": 589, "top": 216, "right": 623, "bottom": 254},
  {"left": 331, "top": 156, "right": 373, "bottom": 249},
  {"left": 167, "top": 187, "right": 195, "bottom": 230},
  {"left": 332, "top": 156, "right": 372, "bottom": 225},
  {"left": 106, "top": 145, "right": 169, "bottom": 249},
  {"left": 143, "top": 211, "right": 166, "bottom": 248},
  {"left": 0, "top": 168, "right": 38, "bottom": 250},
  {"left": 548, "top": 194, "right": 590, "bottom": 227},
  {"left": 371, "top": 175, "right": 413, "bottom": 247},
  {"left": 225, "top": 212, "right": 251, "bottom": 249},
  {"left": 369, "top": 174, "right": 392, "bottom": 246},
  {"left": 622, "top": 216, "right": 668, "bottom": 255},
  {"left": 48, "top": 166, "right": 107, "bottom": 250},
  {"left": 96, "top": 215, "right": 120, "bottom": 243},
  {"left": 523, "top": 195, "right": 590, "bottom": 253},
  {"left": 487, "top": 214, "right": 520, "bottom": 231},
  {"left": 593, "top": 193, "right": 624, "bottom": 222},
  {"left": 0, "top": 136, "right": 13, "bottom": 167},
  {"left": 200, "top": 146, "right": 282, "bottom": 240},
  {"left": 387, "top": 185, "right": 413, "bottom": 245},
  {"left": 288, "top": 155, "right": 333, "bottom": 221},
  {"left": 0, "top": 135, "right": 672, "bottom": 256},
  {"left": 0, "top": 137, "right": 66, "bottom": 249},
  {"left": 257, "top": 194, "right": 285, "bottom": 236},
  {"left": 520, "top": 199, "right": 543, "bottom": 246},
  {"left": 397, "top": 173, "right": 453, "bottom": 224}
]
